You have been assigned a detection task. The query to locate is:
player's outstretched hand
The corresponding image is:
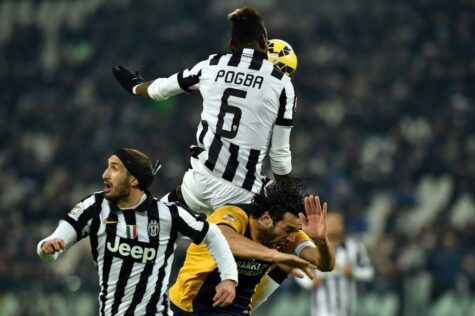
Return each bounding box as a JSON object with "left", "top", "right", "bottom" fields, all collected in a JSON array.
[
  {"left": 41, "top": 238, "right": 66, "bottom": 255},
  {"left": 273, "top": 251, "right": 316, "bottom": 280},
  {"left": 300, "top": 195, "right": 328, "bottom": 243},
  {"left": 213, "top": 279, "right": 236, "bottom": 308},
  {"left": 112, "top": 65, "right": 145, "bottom": 95}
]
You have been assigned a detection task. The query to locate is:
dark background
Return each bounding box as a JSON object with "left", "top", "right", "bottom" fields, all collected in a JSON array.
[{"left": 0, "top": 0, "right": 474, "bottom": 315}]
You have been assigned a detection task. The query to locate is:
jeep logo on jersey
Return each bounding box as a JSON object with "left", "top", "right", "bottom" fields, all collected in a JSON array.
[
  {"left": 148, "top": 219, "right": 159, "bottom": 237},
  {"left": 106, "top": 236, "right": 156, "bottom": 263}
]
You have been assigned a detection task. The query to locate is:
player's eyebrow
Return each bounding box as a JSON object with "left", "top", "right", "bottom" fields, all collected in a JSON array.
[{"left": 107, "top": 160, "right": 120, "bottom": 167}]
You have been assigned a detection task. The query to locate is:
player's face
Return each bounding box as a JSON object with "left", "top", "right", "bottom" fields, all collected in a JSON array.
[
  {"left": 260, "top": 212, "right": 301, "bottom": 248},
  {"left": 102, "top": 155, "right": 132, "bottom": 202}
]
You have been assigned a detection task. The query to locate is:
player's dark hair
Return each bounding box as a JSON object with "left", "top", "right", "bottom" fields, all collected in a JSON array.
[
  {"left": 251, "top": 178, "right": 306, "bottom": 223},
  {"left": 228, "top": 7, "right": 266, "bottom": 48},
  {"left": 118, "top": 148, "right": 154, "bottom": 190}
]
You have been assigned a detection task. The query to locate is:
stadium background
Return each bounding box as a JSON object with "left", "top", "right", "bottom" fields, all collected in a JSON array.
[{"left": 1, "top": 0, "right": 474, "bottom": 315}]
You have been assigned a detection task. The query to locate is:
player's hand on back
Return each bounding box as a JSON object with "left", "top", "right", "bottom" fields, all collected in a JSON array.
[
  {"left": 213, "top": 279, "right": 237, "bottom": 308},
  {"left": 41, "top": 238, "right": 66, "bottom": 255},
  {"left": 112, "top": 65, "right": 145, "bottom": 95}
]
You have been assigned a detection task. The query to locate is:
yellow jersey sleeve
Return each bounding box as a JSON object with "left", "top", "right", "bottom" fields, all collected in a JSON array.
[
  {"left": 281, "top": 230, "right": 312, "bottom": 254},
  {"left": 207, "top": 205, "right": 249, "bottom": 235}
]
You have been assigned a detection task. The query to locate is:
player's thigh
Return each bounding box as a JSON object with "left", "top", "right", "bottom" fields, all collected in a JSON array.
[
  {"left": 211, "top": 181, "right": 255, "bottom": 209},
  {"left": 180, "top": 169, "right": 214, "bottom": 213}
]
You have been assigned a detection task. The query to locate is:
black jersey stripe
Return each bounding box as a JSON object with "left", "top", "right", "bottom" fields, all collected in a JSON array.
[
  {"left": 271, "top": 68, "right": 284, "bottom": 80},
  {"left": 177, "top": 70, "right": 200, "bottom": 93},
  {"left": 100, "top": 206, "right": 118, "bottom": 316},
  {"left": 275, "top": 88, "right": 293, "bottom": 126},
  {"left": 222, "top": 143, "right": 240, "bottom": 183},
  {"left": 88, "top": 195, "right": 103, "bottom": 264},
  {"left": 110, "top": 211, "right": 137, "bottom": 315},
  {"left": 198, "top": 120, "right": 209, "bottom": 145},
  {"left": 172, "top": 205, "right": 209, "bottom": 244},
  {"left": 162, "top": 293, "right": 170, "bottom": 316},
  {"left": 268, "top": 267, "right": 288, "bottom": 284},
  {"left": 248, "top": 50, "right": 264, "bottom": 70},
  {"left": 227, "top": 52, "right": 242, "bottom": 67},
  {"left": 124, "top": 202, "right": 160, "bottom": 315},
  {"left": 145, "top": 205, "right": 179, "bottom": 314},
  {"left": 204, "top": 134, "right": 223, "bottom": 171},
  {"left": 242, "top": 149, "right": 260, "bottom": 191},
  {"left": 209, "top": 54, "right": 223, "bottom": 65}
]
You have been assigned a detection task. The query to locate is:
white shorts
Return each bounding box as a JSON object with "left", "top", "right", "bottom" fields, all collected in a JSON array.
[{"left": 180, "top": 167, "right": 255, "bottom": 215}]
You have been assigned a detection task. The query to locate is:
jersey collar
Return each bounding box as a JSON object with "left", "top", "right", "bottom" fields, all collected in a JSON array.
[{"left": 232, "top": 48, "right": 268, "bottom": 60}]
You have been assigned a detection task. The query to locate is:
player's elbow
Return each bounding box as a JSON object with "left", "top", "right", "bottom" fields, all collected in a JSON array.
[
  {"left": 318, "top": 256, "right": 336, "bottom": 272},
  {"left": 269, "top": 155, "right": 292, "bottom": 175},
  {"left": 318, "top": 262, "right": 335, "bottom": 272}
]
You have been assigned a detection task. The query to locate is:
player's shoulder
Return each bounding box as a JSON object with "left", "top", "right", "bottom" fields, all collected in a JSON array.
[
  {"left": 203, "top": 52, "right": 229, "bottom": 66},
  {"left": 217, "top": 203, "right": 252, "bottom": 217},
  {"left": 67, "top": 191, "right": 104, "bottom": 218},
  {"left": 78, "top": 191, "right": 104, "bottom": 207},
  {"left": 262, "top": 60, "right": 292, "bottom": 83}
]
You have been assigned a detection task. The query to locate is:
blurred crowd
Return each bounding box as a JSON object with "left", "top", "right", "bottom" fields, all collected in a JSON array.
[{"left": 0, "top": 0, "right": 474, "bottom": 315}]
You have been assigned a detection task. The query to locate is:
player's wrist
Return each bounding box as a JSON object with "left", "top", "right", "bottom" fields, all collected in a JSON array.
[
  {"left": 313, "top": 236, "right": 329, "bottom": 246},
  {"left": 132, "top": 84, "right": 141, "bottom": 95}
]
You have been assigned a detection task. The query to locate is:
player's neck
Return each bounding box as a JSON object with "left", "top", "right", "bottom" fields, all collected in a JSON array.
[
  {"left": 117, "top": 189, "right": 146, "bottom": 209},
  {"left": 232, "top": 43, "right": 265, "bottom": 54}
]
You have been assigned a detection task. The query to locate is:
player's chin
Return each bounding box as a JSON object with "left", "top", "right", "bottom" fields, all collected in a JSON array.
[{"left": 104, "top": 190, "right": 118, "bottom": 201}]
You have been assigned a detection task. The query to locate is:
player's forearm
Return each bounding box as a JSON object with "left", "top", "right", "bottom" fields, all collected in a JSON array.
[
  {"left": 218, "top": 225, "right": 281, "bottom": 262},
  {"left": 300, "top": 239, "right": 335, "bottom": 272},
  {"left": 269, "top": 125, "right": 292, "bottom": 175},
  {"left": 203, "top": 224, "right": 238, "bottom": 283},
  {"left": 136, "top": 74, "right": 185, "bottom": 101},
  {"left": 37, "top": 221, "right": 77, "bottom": 262}
]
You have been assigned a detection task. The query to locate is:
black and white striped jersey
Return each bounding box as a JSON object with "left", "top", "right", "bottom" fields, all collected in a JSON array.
[
  {"left": 148, "top": 48, "right": 296, "bottom": 193},
  {"left": 296, "top": 237, "right": 374, "bottom": 316},
  {"left": 62, "top": 192, "right": 210, "bottom": 316}
]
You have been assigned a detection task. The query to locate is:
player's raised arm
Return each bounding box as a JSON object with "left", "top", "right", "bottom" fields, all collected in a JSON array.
[
  {"left": 269, "top": 80, "right": 296, "bottom": 181},
  {"left": 297, "top": 195, "right": 336, "bottom": 272},
  {"left": 112, "top": 60, "right": 204, "bottom": 100}
]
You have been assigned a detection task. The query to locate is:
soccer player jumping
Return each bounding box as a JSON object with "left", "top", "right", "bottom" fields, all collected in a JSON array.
[{"left": 113, "top": 7, "right": 296, "bottom": 215}]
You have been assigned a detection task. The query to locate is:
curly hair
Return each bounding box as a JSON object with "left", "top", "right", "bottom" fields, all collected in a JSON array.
[{"left": 251, "top": 178, "right": 306, "bottom": 223}]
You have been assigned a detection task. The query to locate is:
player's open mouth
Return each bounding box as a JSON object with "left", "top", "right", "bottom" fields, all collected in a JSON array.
[{"left": 104, "top": 183, "right": 112, "bottom": 193}]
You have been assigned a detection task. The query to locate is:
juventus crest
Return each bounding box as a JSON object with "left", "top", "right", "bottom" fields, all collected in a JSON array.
[{"left": 148, "top": 219, "right": 159, "bottom": 237}]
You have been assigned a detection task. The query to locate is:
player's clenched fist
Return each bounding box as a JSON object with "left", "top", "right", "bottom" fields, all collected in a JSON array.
[
  {"left": 41, "top": 238, "right": 66, "bottom": 255},
  {"left": 212, "top": 279, "right": 237, "bottom": 308}
]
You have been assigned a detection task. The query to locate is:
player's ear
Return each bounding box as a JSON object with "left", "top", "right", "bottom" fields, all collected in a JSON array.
[
  {"left": 129, "top": 176, "right": 139, "bottom": 188},
  {"left": 229, "top": 39, "right": 236, "bottom": 53},
  {"left": 259, "top": 33, "right": 268, "bottom": 51},
  {"left": 260, "top": 211, "right": 273, "bottom": 227}
]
